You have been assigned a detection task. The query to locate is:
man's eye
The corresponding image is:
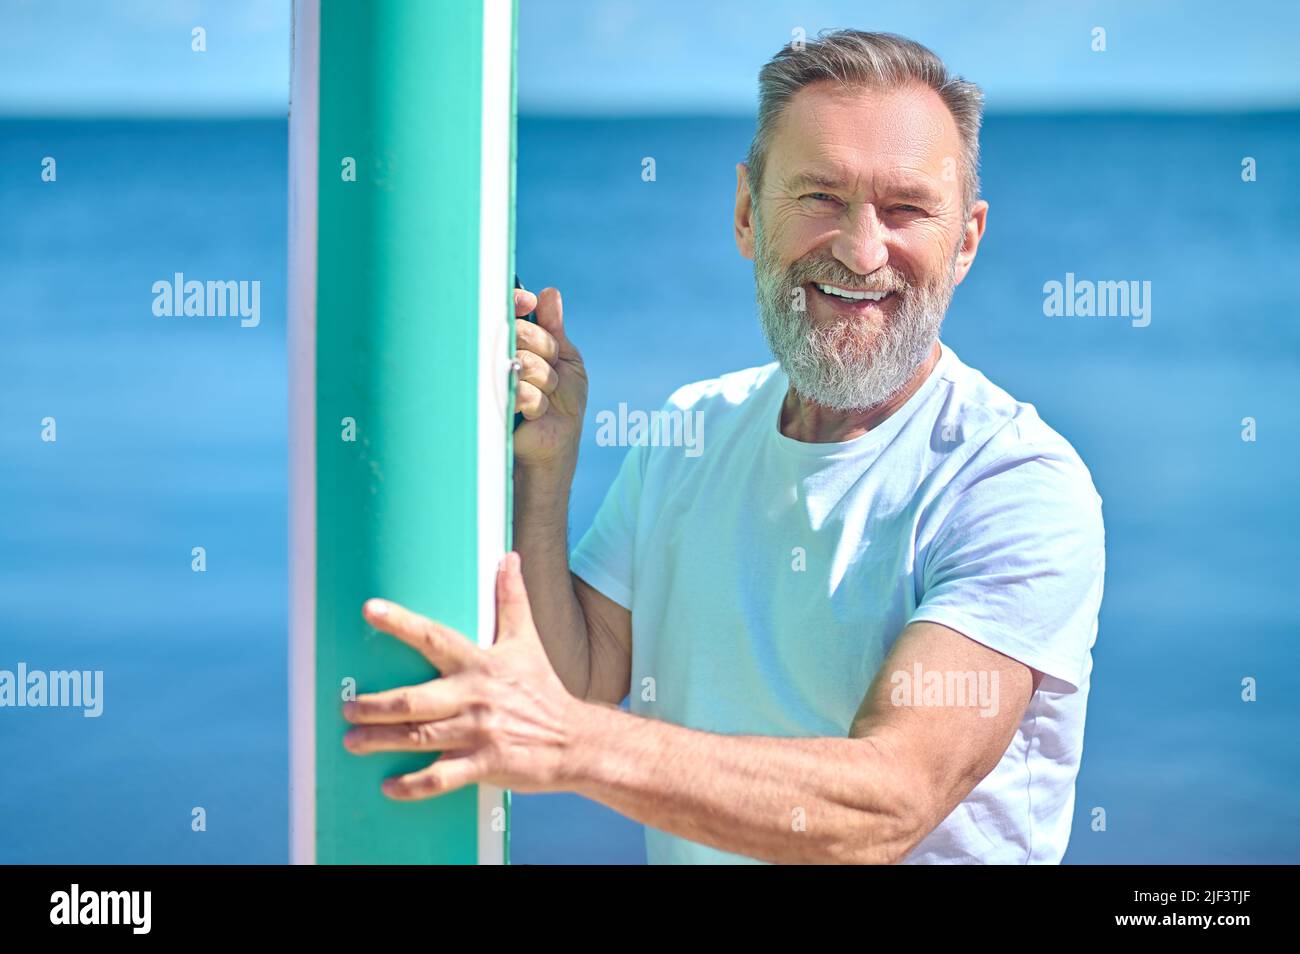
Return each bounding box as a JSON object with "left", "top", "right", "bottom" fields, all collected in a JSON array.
[
  {"left": 805, "top": 192, "right": 839, "bottom": 204},
  {"left": 894, "top": 204, "right": 924, "bottom": 214}
]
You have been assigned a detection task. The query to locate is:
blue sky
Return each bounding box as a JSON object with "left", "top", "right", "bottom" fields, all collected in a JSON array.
[{"left": 1, "top": 0, "right": 1297, "bottom": 116}]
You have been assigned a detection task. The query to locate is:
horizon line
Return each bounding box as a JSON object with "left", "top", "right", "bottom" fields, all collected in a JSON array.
[{"left": 2, "top": 102, "right": 1298, "bottom": 122}]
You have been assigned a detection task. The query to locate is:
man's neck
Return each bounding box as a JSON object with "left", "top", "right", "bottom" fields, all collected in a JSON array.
[{"left": 779, "top": 340, "right": 942, "bottom": 443}]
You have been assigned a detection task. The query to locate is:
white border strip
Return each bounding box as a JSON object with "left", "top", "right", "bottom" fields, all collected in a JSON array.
[
  {"left": 288, "top": 0, "right": 320, "bottom": 867},
  {"left": 475, "top": 0, "right": 512, "bottom": 867}
]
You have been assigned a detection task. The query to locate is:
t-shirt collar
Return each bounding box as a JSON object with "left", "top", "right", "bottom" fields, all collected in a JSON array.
[{"left": 767, "top": 340, "right": 951, "bottom": 460}]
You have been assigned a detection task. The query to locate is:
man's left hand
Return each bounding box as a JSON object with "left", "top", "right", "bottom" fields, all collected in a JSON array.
[{"left": 342, "top": 552, "right": 585, "bottom": 800}]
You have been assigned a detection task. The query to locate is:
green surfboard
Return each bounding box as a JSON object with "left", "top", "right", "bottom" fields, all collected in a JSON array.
[{"left": 288, "top": 0, "right": 518, "bottom": 864}]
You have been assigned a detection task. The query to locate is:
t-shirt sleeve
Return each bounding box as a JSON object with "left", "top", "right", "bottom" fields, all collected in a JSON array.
[
  {"left": 568, "top": 438, "right": 648, "bottom": 611},
  {"left": 908, "top": 447, "right": 1106, "bottom": 693}
]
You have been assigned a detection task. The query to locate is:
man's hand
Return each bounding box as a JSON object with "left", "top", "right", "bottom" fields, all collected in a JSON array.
[
  {"left": 513, "top": 286, "right": 587, "bottom": 474},
  {"left": 342, "top": 552, "right": 585, "bottom": 799}
]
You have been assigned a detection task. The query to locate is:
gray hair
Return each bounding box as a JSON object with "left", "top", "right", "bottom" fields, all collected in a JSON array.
[{"left": 745, "top": 30, "right": 984, "bottom": 218}]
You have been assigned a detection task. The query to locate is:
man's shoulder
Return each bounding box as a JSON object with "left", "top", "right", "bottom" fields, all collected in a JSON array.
[
  {"left": 661, "top": 361, "right": 782, "bottom": 414},
  {"left": 936, "top": 346, "right": 1088, "bottom": 463},
  {"left": 934, "top": 346, "right": 1100, "bottom": 503}
]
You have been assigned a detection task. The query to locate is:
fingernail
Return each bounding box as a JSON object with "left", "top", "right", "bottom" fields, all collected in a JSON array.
[{"left": 367, "top": 599, "right": 388, "bottom": 617}]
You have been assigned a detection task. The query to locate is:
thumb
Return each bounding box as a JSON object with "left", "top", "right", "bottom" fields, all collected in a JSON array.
[
  {"left": 535, "top": 287, "right": 579, "bottom": 361},
  {"left": 495, "top": 551, "right": 536, "bottom": 640}
]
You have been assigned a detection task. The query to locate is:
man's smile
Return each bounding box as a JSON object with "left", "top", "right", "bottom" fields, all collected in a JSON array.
[
  {"left": 807, "top": 281, "right": 897, "bottom": 315},
  {"left": 815, "top": 282, "right": 889, "bottom": 302}
]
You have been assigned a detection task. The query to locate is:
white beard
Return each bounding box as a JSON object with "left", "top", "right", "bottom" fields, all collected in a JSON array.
[{"left": 754, "top": 216, "right": 957, "bottom": 411}]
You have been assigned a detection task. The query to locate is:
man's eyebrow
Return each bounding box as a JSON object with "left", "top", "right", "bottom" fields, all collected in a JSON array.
[
  {"left": 785, "top": 171, "right": 944, "bottom": 206},
  {"left": 786, "top": 171, "right": 850, "bottom": 191},
  {"left": 884, "top": 183, "right": 944, "bottom": 206}
]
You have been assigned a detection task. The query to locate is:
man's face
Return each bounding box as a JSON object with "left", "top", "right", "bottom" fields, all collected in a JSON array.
[{"left": 738, "top": 81, "right": 986, "bottom": 410}]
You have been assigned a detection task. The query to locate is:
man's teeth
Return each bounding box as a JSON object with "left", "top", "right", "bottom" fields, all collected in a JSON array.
[{"left": 815, "top": 283, "right": 888, "bottom": 301}]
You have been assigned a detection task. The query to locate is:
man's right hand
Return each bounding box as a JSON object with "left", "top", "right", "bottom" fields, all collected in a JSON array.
[{"left": 513, "top": 286, "right": 588, "bottom": 475}]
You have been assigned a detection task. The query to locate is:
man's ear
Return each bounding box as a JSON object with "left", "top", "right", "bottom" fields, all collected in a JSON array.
[
  {"left": 735, "top": 162, "right": 756, "bottom": 261},
  {"left": 952, "top": 198, "right": 988, "bottom": 288}
]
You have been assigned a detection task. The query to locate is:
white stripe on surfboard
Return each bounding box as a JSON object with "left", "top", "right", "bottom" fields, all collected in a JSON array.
[
  {"left": 476, "top": 0, "right": 513, "bottom": 867},
  {"left": 288, "top": 0, "right": 320, "bottom": 867}
]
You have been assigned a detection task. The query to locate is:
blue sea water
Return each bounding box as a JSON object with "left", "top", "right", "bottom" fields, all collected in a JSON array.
[{"left": 1, "top": 113, "right": 1297, "bottom": 863}]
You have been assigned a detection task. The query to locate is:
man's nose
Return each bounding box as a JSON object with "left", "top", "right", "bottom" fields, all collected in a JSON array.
[{"left": 831, "top": 204, "right": 889, "bottom": 277}]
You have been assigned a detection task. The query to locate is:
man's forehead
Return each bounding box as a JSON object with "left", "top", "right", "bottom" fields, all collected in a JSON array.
[{"left": 767, "top": 81, "right": 959, "bottom": 183}]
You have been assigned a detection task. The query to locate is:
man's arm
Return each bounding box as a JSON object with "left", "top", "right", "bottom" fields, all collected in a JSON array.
[
  {"left": 513, "top": 463, "right": 632, "bottom": 705},
  {"left": 510, "top": 285, "right": 633, "bottom": 705},
  {"left": 344, "top": 558, "right": 1040, "bottom": 863},
  {"left": 564, "top": 620, "right": 1043, "bottom": 864}
]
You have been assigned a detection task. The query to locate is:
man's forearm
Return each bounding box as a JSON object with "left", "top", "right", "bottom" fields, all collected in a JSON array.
[
  {"left": 564, "top": 702, "right": 927, "bottom": 864},
  {"left": 512, "top": 464, "right": 591, "bottom": 698}
]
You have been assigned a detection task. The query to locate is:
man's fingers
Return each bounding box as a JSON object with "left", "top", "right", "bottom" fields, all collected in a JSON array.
[
  {"left": 516, "top": 349, "right": 559, "bottom": 395},
  {"left": 516, "top": 318, "right": 559, "bottom": 364},
  {"left": 382, "top": 752, "right": 485, "bottom": 800},
  {"left": 362, "top": 599, "right": 480, "bottom": 673},
  {"left": 513, "top": 287, "right": 538, "bottom": 318},
  {"left": 516, "top": 381, "right": 549, "bottom": 420},
  {"left": 344, "top": 714, "right": 480, "bottom": 754},
  {"left": 343, "top": 675, "right": 472, "bottom": 725}
]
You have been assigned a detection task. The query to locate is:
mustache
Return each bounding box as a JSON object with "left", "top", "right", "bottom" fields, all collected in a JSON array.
[{"left": 785, "top": 257, "right": 910, "bottom": 295}]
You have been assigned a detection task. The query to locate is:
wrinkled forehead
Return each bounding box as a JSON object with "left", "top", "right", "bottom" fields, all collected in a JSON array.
[{"left": 765, "top": 81, "right": 962, "bottom": 197}]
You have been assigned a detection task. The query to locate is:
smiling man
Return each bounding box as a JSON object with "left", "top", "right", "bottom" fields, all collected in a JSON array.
[{"left": 344, "top": 29, "right": 1106, "bottom": 865}]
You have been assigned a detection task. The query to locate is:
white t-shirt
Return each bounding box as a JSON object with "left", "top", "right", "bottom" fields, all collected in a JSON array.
[{"left": 569, "top": 341, "right": 1106, "bottom": 864}]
